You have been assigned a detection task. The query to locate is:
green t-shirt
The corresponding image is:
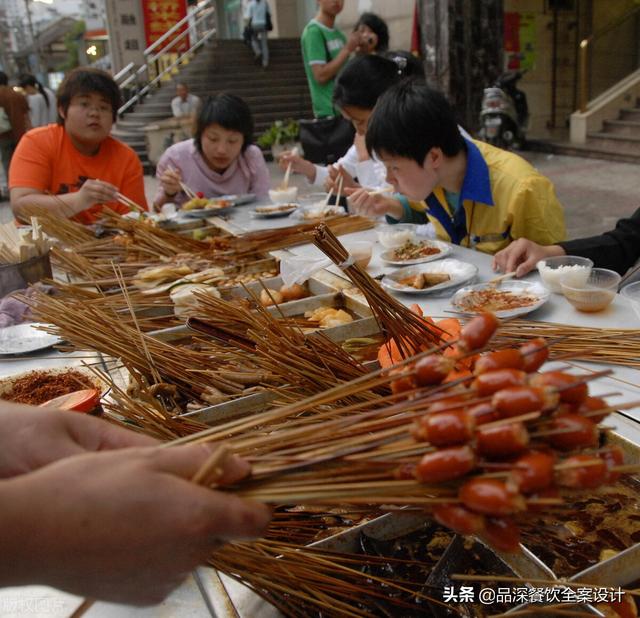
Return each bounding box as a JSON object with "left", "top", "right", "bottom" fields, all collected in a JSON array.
[{"left": 301, "top": 19, "right": 346, "bottom": 118}]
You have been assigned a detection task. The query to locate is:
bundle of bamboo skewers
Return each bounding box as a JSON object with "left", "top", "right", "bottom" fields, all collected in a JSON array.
[{"left": 0, "top": 219, "right": 53, "bottom": 265}]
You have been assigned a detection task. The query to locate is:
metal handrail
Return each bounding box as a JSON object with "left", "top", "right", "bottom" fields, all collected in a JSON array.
[
  {"left": 118, "top": 26, "right": 216, "bottom": 115},
  {"left": 116, "top": 0, "right": 217, "bottom": 116},
  {"left": 578, "top": 5, "right": 640, "bottom": 112}
]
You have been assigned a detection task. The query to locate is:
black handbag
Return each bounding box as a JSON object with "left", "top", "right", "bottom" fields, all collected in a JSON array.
[
  {"left": 299, "top": 117, "right": 355, "bottom": 165},
  {"left": 266, "top": 7, "right": 273, "bottom": 32}
]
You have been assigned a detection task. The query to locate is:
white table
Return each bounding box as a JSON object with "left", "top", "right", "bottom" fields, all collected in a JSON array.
[{"left": 2, "top": 199, "right": 639, "bottom": 617}]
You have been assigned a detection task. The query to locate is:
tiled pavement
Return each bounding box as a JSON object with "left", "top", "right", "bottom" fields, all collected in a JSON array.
[{"left": 2, "top": 152, "right": 638, "bottom": 241}]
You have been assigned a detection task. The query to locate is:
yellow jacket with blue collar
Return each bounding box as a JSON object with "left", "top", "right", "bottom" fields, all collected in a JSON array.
[{"left": 391, "top": 138, "right": 566, "bottom": 255}]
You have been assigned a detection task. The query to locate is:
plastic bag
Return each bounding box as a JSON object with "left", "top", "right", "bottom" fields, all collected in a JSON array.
[{"left": 280, "top": 255, "right": 332, "bottom": 287}]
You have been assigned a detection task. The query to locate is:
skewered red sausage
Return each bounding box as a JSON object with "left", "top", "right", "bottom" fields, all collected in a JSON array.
[
  {"left": 519, "top": 338, "right": 549, "bottom": 373},
  {"left": 459, "top": 312, "right": 500, "bottom": 353},
  {"left": 468, "top": 402, "right": 500, "bottom": 425},
  {"left": 433, "top": 503, "right": 485, "bottom": 535},
  {"left": 492, "top": 386, "right": 544, "bottom": 418},
  {"left": 529, "top": 371, "right": 588, "bottom": 404},
  {"left": 414, "top": 409, "right": 476, "bottom": 445},
  {"left": 599, "top": 445, "right": 625, "bottom": 483},
  {"left": 510, "top": 451, "right": 556, "bottom": 493},
  {"left": 474, "top": 349, "right": 524, "bottom": 375},
  {"left": 481, "top": 517, "right": 522, "bottom": 553},
  {"left": 425, "top": 396, "right": 468, "bottom": 415},
  {"left": 414, "top": 355, "right": 456, "bottom": 387},
  {"left": 546, "top": 414, "right": 599, "bottom": 451},
  {"left": 556, "top": 455, "right": 607, "bottom": 489},
  {"left": 414, "top": 445, "right": 476, "bottom": 483},
  {"left": 476, "top": 422, "right": 530, "bottom": 458},
  {"left": 459, "top": 478, "right": 526, "bottom": 516},
  {"left": 527, "top": 486, "right": 561, "bottom": 512},
  {"left": 393, "top": 463, "right": 417, "bottom": 480},
  {"left": 472, "top": 369, "right": 527, "bottom": 397},
  {"left": 389, "top": 369, "right": 416, "bottom": 395},
  {"left": 575, "top": 396, "right": 610, "bottom": 423}
]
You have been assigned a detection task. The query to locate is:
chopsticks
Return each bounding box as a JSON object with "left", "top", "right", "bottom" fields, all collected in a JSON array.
[
  {"left": 167, "top": 166, "right": 197, "bottom": 200},
  {"left": 115, "top": 192, "right": 145, "bottom": 213},
  {"left": 619, "top": 263, "right": 640, "bottom": 289},
  {"left": 487, "top": 270, "right": 517, "bottom": 286}
]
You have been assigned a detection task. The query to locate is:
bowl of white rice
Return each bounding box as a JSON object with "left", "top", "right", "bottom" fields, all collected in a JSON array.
[{"left": 537, "top": 255, "right": 593, "bottom": 293}]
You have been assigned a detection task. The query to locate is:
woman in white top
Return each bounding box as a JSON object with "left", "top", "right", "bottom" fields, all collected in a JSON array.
[
  {"left": 18, "top": 74, "right": 57, "bottom": 127},
  {"left": 279, "top": 53, "right": 423, "bottom": 192}
]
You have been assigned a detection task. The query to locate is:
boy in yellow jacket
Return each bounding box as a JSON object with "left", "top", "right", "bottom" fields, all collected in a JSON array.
[{"left": 347, "top": 80, "right": 565, "bottom": 254}]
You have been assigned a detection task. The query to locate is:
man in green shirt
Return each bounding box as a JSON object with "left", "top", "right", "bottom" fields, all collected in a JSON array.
[{"left": 301, "top": 0, "right": 360, "bottom": 118}]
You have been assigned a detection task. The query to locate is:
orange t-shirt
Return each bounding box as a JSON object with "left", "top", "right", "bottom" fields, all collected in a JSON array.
[{"left": 9, "top": 124, "right": 148, "bottom": 224}]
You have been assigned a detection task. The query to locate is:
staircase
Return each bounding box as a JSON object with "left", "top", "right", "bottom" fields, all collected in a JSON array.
[
  {"left": 585, "top": 97, "right": 640, "bottom": 158},
  {"left": 113, "top": 38, "right": 313, "bottom": 172}
]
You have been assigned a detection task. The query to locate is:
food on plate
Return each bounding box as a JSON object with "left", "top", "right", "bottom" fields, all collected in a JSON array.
[
  {"left": 398, "top": 272, "right": 450, "bottom": 289},
  {"left": 455, "top": 288, "right": 539, "bottom": 312},
  {"left": 255, "top": 204, "right": 297, "bottom": 214},
  {"left": 279, "top": 283, "right": 308, "bottom": 302},
  {"left": 1, "top": 369, "right": 98, "bottom": 405},
  {"left": 301, "top": 204, "right": 344, "bottom": 220},
  {"left": 390, "top": 240, "right": 441, "bottom": 261},
  {"left": 304, "top": 306, "right": 354, "bottom": 328},
  {"left": 133, "top": 264, "right": 193, "bottom": 289},
  {"left": 183, "top": 197, "right": 232, "bottom": 211}
]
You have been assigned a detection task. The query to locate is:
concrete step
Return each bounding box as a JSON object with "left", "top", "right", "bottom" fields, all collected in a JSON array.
[
  {"left": 584, "top": 132, "right": 640, "bottom": 157},
  {"left": 619, "top": 108, "right": 640, "bottom": 122},
  {"left": 602, "top": 119, "right": 640, "bottom": 137},
  {"left": 527, "top": 138, "right": 640, "bottom": 164}
]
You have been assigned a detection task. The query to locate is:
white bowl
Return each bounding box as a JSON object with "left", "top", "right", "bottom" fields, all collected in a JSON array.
[
  {"left": 269, "top": 186, "right": 298, "bottom": 205},
  {"left": 343, "top": 240, "right": 373, "bottom": 269},
  {"left": 620, "top": 281, "right": 640, "bottom": 321},
  {"left": 376, "top": 224, "right": 417, "bottom": 249},
  {"left": 537, "top": 255, "right": 593, "bottom": 294},
  {"left": 560, "top": 268, "right": 620, "bottom": 313}
]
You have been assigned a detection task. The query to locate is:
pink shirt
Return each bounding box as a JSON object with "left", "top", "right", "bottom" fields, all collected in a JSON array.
[{"left": 155, "top": 139, "right": 270, "bottom": 205}]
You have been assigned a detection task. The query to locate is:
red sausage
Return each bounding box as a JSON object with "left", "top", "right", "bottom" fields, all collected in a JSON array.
[
  {"left": 389, "top": 368, "right": 416, "bottom": 395},
  {"left": 459, "top": 478, "right": 526, "bottom": 516},
  {"left": 492, "top": 386, "right": 544, "bottom": 418},
  {"left": 556, "top": 455, "right": 608, "bottom": 489},
  {"left": 472, "top": 369, "right": 527, "bottom": 397},
  {"left": 575, "top": 396, "right": 610, "bottom": 424},
  {"left": 393, "top": 463, "right": 416, "bottom": 480},
  {"left": 519, "top": 338, "right": 549, "bottom": 373},
  {"left": 414, "top": 445, "right": 476, "bottom": 483},
  {"left": 476, "top": 422, "right": 530, "bottom": 458},
  {"left": 425, "top": 396, "right": 468, "bottom": 414},
  {"left": 481, "top": 517, "right": 522, "bottom": 553},
  {"left": 599, "top": 445, "right": 625, "bottom": 483},
  {"left": 468, "top": 402, "right": 500, "bottom": 425},
  {"left": 414, "top": 409, "right": 476, "bottom": 446},
  {"left": 511, "top": 450, "right": 556, "bottom": 493},
  {"left": 546, "top": 414, "right": 599, "bottom": 451},
  {"left": 459, "top": 312, "right": 500, "bottom": 353},
  {"left": 414, "top": 355, "right": 456, "bottom": 387},
  {"left": 529, "top": 371, "right": 588, "bottom": 404},
  {"left": 474, "top": 349, "right": 524, "bottom": 375},
  {"left": 433, "top": 503, "right": 485, "bottom": 535}
]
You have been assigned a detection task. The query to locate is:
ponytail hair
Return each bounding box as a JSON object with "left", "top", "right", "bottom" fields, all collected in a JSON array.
[
  {"left": 333, "top": 52, "right": 424, "bottom": 111},
  {"left": 18, "top": 73, "right": 50, "bottom": 108}
]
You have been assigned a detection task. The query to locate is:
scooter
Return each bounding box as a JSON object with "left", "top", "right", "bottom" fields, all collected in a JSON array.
[{"left": 479, "top": 70, "right": 529, "bottom": 150}]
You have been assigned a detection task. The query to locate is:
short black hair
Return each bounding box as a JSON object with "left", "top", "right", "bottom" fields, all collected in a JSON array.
[
  {"left": 366, "top": 79, "right": 465, "bottom": 165},
  {"left": 194, "top": 93, "right": 254, "bottom": 153},
  {"left": 0, "top": 72, "right": 8, "bottom": 86},
  {"left": 354, "top": 12, "right": 389, "bottom": 52},
  {"left": 57, "top": 67, "right": 121, "bottom": 122},
  {"left": 333, "top": 53, "right": 423, "bottom": 111}
]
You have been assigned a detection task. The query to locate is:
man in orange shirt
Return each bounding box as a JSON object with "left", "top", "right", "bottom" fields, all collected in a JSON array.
[{"left": 9, "top": 68, "right": 147, "bottom": 224}]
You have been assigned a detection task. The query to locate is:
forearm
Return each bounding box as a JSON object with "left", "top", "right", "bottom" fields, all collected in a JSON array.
[
  {"left": 12, "top": 191, "right": 85, "bottom": 222},
  {"left": 315, "top": 48, "right": 350, "bottom": 84}
]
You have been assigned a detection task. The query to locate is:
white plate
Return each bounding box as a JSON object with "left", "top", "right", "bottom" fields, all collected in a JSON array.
[
  {"left": 450, "top": 280, "right": 550, "bottom": 318},
  {"left": 381, "top": 259, "right": 478, "bottom": 295},
  {"left": 380, "top": 240, "right": 452, "bottom": 265},
  {"left": 0, "top": 323, "right": 62, "bottom": 355},
  {"left": 253, "top": 204, "right": 299, "bottom": 218}
]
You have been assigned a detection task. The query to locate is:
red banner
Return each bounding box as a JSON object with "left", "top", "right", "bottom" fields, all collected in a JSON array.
[{"left": 141, "top": 0, "right": 188, "bottom": 50}]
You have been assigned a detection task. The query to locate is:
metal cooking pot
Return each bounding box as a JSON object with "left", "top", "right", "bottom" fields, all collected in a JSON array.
[{"left": 0, "top": 252, "right": 52, "bottom": 297}]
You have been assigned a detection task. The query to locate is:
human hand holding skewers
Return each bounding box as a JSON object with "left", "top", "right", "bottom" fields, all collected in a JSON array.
[
  {"left": 278, "top": 148, "right": 316, "bottom": 183},
  {"left": 158, "top": 167, "right": 183, "bottom": 201},
  {"left": 74, "top": 178, "right": 119, "bottom": 211},
  {"left": 0, "top": 401, "right": 271, "bottom": 606}
]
